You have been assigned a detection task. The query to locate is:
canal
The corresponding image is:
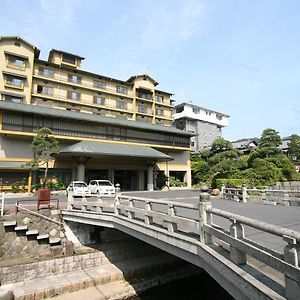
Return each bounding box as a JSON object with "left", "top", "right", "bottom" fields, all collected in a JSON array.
[{"left": 131, "top": 272, "right": 234, "bottom": 300}]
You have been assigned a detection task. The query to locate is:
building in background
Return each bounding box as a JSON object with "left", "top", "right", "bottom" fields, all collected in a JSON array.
[
  {"left": 231, "top": 138, "right": 258, "bottom": 154},
  {"left": 172, "top": 102, "right": 229, "bottom": 153},
  {"left": 0, "top": 36, "right": 193, "bottom": 191}
]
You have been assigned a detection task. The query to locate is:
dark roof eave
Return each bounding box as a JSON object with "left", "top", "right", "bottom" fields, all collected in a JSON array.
[{"left": 0, "top": 102, "right": 193, "bottom": 137}]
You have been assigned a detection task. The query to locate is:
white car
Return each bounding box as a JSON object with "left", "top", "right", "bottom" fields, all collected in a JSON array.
[
  {"left": 66, "top": 181, "right": 91, "bottom": 197},
  {"left": 88, "top": 180, "right": 116, "bottom": 197}
]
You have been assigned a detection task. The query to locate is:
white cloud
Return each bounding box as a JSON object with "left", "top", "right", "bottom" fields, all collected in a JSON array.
[{"left": 139, "top": 0, "right": 205, "bottom": 49}]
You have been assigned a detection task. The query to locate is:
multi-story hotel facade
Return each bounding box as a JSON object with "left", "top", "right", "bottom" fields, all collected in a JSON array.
[{"left": 0, "top": 36, "right": 193, "bottom": 192}]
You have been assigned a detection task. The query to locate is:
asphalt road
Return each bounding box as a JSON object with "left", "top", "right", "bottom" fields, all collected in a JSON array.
[{"left": 3, "top": 189, "right": 300, "bottom": 253}]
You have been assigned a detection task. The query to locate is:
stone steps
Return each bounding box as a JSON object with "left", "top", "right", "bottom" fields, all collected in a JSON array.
[{"left": 2, "top": 220, "right": 61, "bottom": 248}]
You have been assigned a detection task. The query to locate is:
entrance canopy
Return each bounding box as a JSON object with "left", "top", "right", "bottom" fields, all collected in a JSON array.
[{"left": 58, "top": 141, "right": 173, "bottom": 162}]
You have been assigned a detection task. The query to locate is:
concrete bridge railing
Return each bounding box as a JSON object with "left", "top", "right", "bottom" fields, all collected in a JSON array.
[
  {"left": 64, "top": 191, "right": 300, "bottom": 300},
  {"left": 221, "top": 185, "right": 300, "bottom": 205}
]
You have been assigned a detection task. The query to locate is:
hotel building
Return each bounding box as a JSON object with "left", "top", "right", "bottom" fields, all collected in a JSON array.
[
  {"left": 0, "top": 36, "right": 193, "bottom": 192},
  {"left": 173, "top": 102, "right": 229, "bottom": 153}
]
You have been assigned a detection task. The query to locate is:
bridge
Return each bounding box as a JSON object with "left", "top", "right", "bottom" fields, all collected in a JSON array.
[{"left": 62, "top": 190, "right": 300, "bottom": 300}]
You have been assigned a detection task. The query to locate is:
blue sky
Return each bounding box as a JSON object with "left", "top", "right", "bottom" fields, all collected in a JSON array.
[{"left": 1, "top": 0, "right": 299, "bottom": 141}]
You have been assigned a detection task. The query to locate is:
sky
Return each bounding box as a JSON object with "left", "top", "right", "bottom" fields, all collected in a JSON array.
[{"left": 1, "top": 0, "right": 299, "bottom": 141}]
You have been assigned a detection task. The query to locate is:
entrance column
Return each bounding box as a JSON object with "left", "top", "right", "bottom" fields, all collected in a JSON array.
[
  {"left": 108, "top": 169, "right": 114, "bottom": 184},
  {"left": 138, "top": 170, "right": 144, "bottom": 191},
  {"left": 75, "top": 156, "right": 90, "bottom": 182},
  {"left": 147, "top": 165, "right": 154, "bottom": 191}
]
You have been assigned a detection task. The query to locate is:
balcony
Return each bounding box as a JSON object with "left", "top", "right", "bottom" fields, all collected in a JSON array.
[
  {"left": 33, "top": 71, "right": 133, "bottom": 99},
  {"left": 31, "top": 92, "right": 134, "bottom": 115}
]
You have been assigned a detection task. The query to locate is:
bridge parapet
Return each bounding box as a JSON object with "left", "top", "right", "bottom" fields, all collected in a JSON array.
[{"left": 63, "top": 192, "right": 300, "bottom": 300}]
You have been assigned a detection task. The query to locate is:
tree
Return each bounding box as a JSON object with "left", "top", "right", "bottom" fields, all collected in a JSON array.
[
  {"left": 258, "top": 128, "right": 282, "bottom": 148},
  {"left": 211, "top": 137, "right": 233, "bottom": 153},
  {"left": 249, "top": 128, "right": 282, "bottom": 164},
  {"left": 288, "top": 134, "right": 300, "bottom": 162},
  {"left": 26, "top": 127, "right": 59, "bottom": 188}
]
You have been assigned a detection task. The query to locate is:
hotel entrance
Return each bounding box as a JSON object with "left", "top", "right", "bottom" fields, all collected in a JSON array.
[{"left": 114, "top": 170, "right": 139, "bottom": 191}]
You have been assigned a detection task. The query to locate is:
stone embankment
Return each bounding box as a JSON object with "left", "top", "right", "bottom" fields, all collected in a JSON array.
[{"left": 0, "top": 210, "right": 199, "bottom": 300}]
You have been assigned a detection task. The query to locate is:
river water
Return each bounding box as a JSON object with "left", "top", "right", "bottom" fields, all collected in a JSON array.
[{"left": 130, "top": 272, "right": 235, "bottom": 300}]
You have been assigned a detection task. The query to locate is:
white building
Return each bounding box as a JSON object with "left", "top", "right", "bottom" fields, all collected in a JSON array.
[{"left": 173, "top": 102, "right": 230, "bottom": 152}]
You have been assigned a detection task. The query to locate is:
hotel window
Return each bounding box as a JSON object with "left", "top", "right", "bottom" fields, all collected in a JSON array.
[
  {"left": 138, "top": 104, "right": 147, "bottom": 114},
  {"left": 155, "top": 95, "right": 163, "bottom": 103},
  {"left": 37, "top": 85, "right": 53, "bottom": 95},
  {"left": 67, "top": 91, "right": 80, "bottom": 100},
  {"left": 137, "top": 91, "right": 152, "bottom": 100},
  {"left": 116, "top": 100, "right": 126, "bottom": 110},
  {"left": 2, "top": 95, "right": 23, "bottom": 104},
  {"left": 156, "top": 108, "right": 164, "bottom": 116},
  {"left": 216, "top": 114, "right": 223, "bottom": 120},
  {"left": 39, "top": 67, "right": 54, "bottom": 78},
  {"left": 68, "top": 74, "right": 81, "bottom": 84},
  {"left": 116, "top": 86, "right": 128, "bottom": 95},
  {"left": 62, "top": 54, "right": 76, "bottom": 65},
  {"left": 6, "top": 54, "right": 26, "bottom": 69},
  {"left": 93, "top": 96, "right": 105, "bottom": 105},
  {"left": 93, "top": 80, "right": 106, "bottom": 89},
  {"left": 193, "top": 108, "right": 200, "bottom": 114},
  {"left": 5, "top": 75, "right": 23, "bottom": 88}
]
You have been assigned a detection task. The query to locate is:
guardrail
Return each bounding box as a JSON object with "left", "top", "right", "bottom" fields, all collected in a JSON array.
[{"left": 66, "top": 191, "right": 300, "bottom": 299}]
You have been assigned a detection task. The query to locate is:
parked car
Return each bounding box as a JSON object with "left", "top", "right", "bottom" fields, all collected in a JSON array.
[
  {"left": 66, "top": 181, "right": 91, "bottom": 197},
  {"left": 88, "top": 180, "right": 116, "bottom": 197}
]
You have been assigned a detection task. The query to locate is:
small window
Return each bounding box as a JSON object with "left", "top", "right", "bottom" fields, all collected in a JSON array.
[
  {"left": 138, "top": 104, "right": 147, "bottom": 114},
  {"left": 155, "top": 95, "right": 163, "bottom": 103},
  {"left": 39, "top": 67, "right": 54, "bottom": 78},
  {"left": 137, "top": 91, "right": 152, "bottom": 100},
  {"left": 156, "top": 108, "right": 164, "bottom": 116},
  {"left": 67, "top": 91, "right": 80, "bottom": 100},
  {"left": 2, "top": 95, "right": 23, "bottom": 104},
  {"left": 116, "top": 100, "right": 126, "bottom": 109},
  {"left": 62, "top": 54, "right": 76, "bottom": 65},
  {"left": 5, "top": 75, "right": 23, "bottom": 88},
  {"left": 176, "top": 106, "right": 184, "bottom": 113},
  {"left": 6, "top": 54, "right": 26, "bottom": 69},
  {"left": 93, "top": 96, "right": 105, "bottom": 105},
  {"left": 37, "top": 85, "right": 53, "bottom": 95},
  {"left": 68, "top": 74, "right": 81, "bottom": 84},
  {"left": 116, "top": 86, "right": 128, "bottom": 95},
  {"left": 193, "top": 108, "right": 200, "bottom": 114},
  {"left": 93, "top": 80, "right": 106, "bottom": 89}
]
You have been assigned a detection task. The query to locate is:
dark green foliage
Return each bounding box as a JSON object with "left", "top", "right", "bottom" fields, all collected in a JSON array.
[
  {"left": 288, "top": 134, "right": 300, "bottom": 162},
  {"left": 192, "top": 128, "right": 300, "bottom": 188}
]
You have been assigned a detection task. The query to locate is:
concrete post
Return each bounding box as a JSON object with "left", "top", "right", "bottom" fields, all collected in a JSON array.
[
  {"left": 67, "top": 192, "right": 74, "bottom": 210},
  {"left": 199, "top": 185, "right": 212, "bottom": 243},
  {"left": 242, "top": 182, "right": 247, "bottom": 203},
  {"left": 167, "top": 204, "right": 177, "bottom": 233},
  {"left": 147, "top": 165, "right": 154, "bottom": 191},
  {"left": 220, "top": 185, "right": 225, "bottom": 198},
  {"left": 230, "top": 218, "right": 246, "bottom": 265},
  {"left": 114, "top": 196, "right": 120, "bottom": 216},
  {"left": 283, "top": 235, "right": 300, "bottom": 300},
  {"left": 96, "top": 195, "right": 102, "bottom": 213},
  {"left": 184, "top": 170, "right": 192, "bottom": 188},
  {"left": 81, "top": 195, "right": 87, "bottom": 211},
  {"left": 128, "top": 198, "right": 134, "bottom": 220},
  {"left": 145, "top": 200, "right": 153, "bottom": 225}
]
